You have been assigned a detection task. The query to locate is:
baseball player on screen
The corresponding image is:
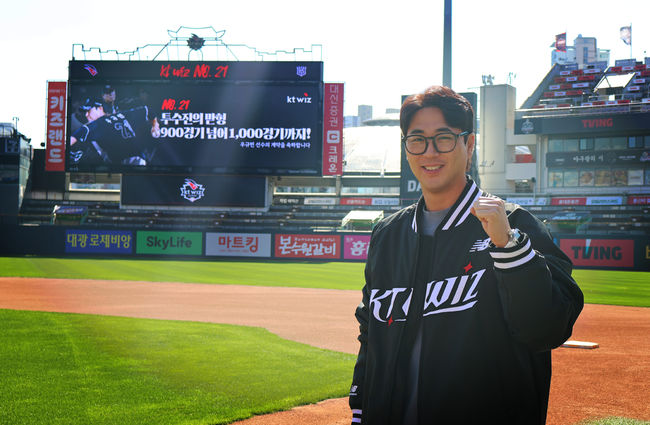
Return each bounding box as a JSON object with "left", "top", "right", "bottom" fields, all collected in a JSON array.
[{"left": 69, "top": 97, "right": 160, "bottom": 166}]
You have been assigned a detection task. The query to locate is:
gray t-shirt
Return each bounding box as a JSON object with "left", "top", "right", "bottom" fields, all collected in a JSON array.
[
  {"left": 420, "top": 206, "right": 451, "bottom": 237},
  {"left": 404, "top": 205, "right": 450, "bottom": 424}
]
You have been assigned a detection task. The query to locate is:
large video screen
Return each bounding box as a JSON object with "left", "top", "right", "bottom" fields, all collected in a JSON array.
[{"left": 66, "top": 60, "right": 323, "bottom": 175}]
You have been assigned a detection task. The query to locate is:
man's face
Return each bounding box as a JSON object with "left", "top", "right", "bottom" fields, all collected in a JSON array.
[
  {"left": 103, "top": 90, "right": 116, "bottom": 103},
  {"left": 86, "top": 105, "right": 105, "bottom": 122},
  {"left": 405, "top": 107, "right": 474, "bottom": 201}
]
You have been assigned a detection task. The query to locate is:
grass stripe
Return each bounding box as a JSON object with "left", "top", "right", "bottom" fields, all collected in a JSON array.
[
  {"left": 1, "top": 257, "right": 648, "bottom": 307},
  {"left": 0, "top": 309, "right": 355, "bottom": 425},
  {"left": 0, "top": 257, "right": 364, "bottom": 289}
]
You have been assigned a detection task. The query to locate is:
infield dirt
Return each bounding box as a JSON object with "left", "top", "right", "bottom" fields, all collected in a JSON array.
[{"left": 1, "top": 277, "right": 648, "bottom": 425}]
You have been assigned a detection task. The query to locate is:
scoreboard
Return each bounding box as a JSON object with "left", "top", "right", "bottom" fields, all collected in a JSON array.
[{"left": 66, "top": 60, "right": 324, "bottom": 175}]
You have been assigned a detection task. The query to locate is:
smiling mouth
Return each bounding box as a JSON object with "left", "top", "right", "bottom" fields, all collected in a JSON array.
[{"left": 423, "top": 165, "right": 443, "bottom": 171}]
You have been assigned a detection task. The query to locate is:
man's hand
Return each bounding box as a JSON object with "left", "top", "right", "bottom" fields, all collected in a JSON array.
[
  {"left": 470, "top": 196, "right": 511, "bottom": 247},
  {"left": 151, "top": 117, "right": 160, "bottom": 138}
]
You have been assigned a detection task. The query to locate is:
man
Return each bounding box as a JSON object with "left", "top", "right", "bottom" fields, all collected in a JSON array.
[
  {"left": 102, "top": 85, "right": 119, "bottom": 115},
  {"left": 69, "top": 98, "right": 106, "bottom": 146},
  {"left": 69, "top": 97, "right": 104, "bottom": 134},
  {"left": 349, "top": 86, "right": 583, "bottom": 424},
  {"left": 69, "top": 98, "right": 160, "bottom": 166}
]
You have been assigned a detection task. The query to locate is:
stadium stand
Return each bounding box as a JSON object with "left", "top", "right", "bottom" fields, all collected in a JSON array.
[
  {"left": 17, "top": 191, "right": 647, "bottom": 236},
  {"left": 18, "top": 197, "right": 402, "bottom": 233},
  {"left": 526, "top": 61, "right": 650, "bottom": 112}
]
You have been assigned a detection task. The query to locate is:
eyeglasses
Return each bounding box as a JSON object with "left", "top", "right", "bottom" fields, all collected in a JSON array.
[{"left": 402, "top": 131, "right": 470, "bottom": 155}]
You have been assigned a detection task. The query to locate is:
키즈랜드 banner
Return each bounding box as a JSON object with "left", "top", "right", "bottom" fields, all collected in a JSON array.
[{"left": 46, "top": 81, "right": 67, "bottom": 171}]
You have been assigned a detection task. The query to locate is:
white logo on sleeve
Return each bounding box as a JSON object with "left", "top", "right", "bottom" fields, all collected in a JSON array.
[{"left": 469, "top": 238, "right": 491, "bottom": 252}]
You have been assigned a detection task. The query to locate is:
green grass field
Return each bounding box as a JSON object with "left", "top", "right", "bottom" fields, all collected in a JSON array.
[
  {"left": 0, "top": 257, "right": 648, "bottom": 306},
  {"left": 0, "top": 257, "right": 648, "bottom": 424},
  {"left": 0, "top": 309, "right": 355, "bottom": 425},
  {"left": 0, "top": 257, "right": 364, "bottom": 289}
]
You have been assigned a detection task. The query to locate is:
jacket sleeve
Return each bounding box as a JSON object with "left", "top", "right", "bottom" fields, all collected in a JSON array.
[{"left": 490, "top": 208, "right": 584, "bottom": 352}]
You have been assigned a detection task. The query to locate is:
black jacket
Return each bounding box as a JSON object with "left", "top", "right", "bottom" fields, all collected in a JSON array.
[{"left": 349, "top": 179, "right": 584, "bottom": 424}]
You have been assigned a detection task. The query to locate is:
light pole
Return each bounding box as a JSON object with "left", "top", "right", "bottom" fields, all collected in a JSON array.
[{"left": 443, "top": 0, "right": 452, "bottom": 88}]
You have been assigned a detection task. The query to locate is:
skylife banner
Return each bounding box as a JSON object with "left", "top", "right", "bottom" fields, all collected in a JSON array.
[{"left": 45, "top": 81, "right": 67, "bottom": 171}]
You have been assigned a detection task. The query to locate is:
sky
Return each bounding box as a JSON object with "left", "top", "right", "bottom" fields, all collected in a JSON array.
[{"left": 1, "top": 0, "right": 648, "bottom": 146}]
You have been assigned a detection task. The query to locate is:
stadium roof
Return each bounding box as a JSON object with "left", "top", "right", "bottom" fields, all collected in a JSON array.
[{"left": 594, "top": 72, "right": 636, "bottom": 91}]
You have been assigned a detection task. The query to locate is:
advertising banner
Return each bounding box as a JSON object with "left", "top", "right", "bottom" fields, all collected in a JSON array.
[
  {"left": 372, "top": 198, "right": 400, "bottom": 206},
  {"left": 304, "top": 197, "right": 337, "bottom": 205},
  {"left": 341, "top": 197, "right": 400, "bottom": 207},
  {"left": 505, "top": 197, "right": 548, "bottom": 206},
  {"left": 560, "top": 239, "right": 634, "bottom": 268},
  {"left": 341, "top": 197, "right": 372, "bottom": 206},
  {"left": 46, "top": 81, "right": 67, "bottom": 171},
  {"left": 515, "top": 112, "right": 650, "bottom": 135},
  {"left": 586, "top": 196, "right": 623, "bottom": 206},
  {"left": 274, "top": 234, "right": 340, "bottom": 259},
  {"left": 136, "top": 231, "right": 202, "bottom": 255},
  {"left": 546, "top": 150, "right": 648, "bottom": 167},
  {"left": 322, "top": 83, "right": 344, "bottom": 176},
  {"left": 274, "top": 197, "right": 302, "bottom": 205},
  {"left": 65, "top": 229, "right": 132, "bottom": 254},
  {"left": 551, "top": 197, "right": 587, "bottom": 206},
  {"left": 344, "top": 234, "right": 371, "bottom": 260},
  {"left": 205, "top": 232, "right": 271, "bottom": 257},
  {"left": 628, "top": 195, "right": 650, "bottom": 205}
]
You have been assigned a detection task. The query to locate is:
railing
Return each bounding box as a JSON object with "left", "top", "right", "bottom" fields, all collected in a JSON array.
[{"left": 517, "top": 100, "right": 650, "bottom": 119}]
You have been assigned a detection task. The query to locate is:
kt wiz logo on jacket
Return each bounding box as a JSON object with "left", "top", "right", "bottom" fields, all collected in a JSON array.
[{"left": 369, "top": 268, "right": 487, "bottom": 323}]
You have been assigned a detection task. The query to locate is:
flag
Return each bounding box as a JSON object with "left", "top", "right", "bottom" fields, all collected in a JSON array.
[
  {"left": 555, "top": 33, "right": 567, "bottom": 52},
  {"left": 620, "top": 26, "right": 631, "bottom": 45}
]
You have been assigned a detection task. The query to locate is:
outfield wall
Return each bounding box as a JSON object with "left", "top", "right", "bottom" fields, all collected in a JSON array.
[{"left": 0, "top": 225, "right": 648, "bottom": 271}]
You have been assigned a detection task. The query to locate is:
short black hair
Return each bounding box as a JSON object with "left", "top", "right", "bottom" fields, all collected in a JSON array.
[{"left": 400, "top": 86, "right": 474, "bottom": 137}]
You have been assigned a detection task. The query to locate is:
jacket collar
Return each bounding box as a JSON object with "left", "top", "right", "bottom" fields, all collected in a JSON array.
[{"left": 411, "top": 177, "right": 483, "bottom": 233}]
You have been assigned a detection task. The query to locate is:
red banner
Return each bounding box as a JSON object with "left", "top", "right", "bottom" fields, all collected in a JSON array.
[
  {"left": 551, "top": 197, "right": 587, "bottom": 206},
  {"left": 344, "top": 234, "right": 371, "bottom": 260},
  {"left": 274, "top": 234, "right": 340, "bottom": 259},
  {"left": 628, "top": 195, "right": 650, "bottom": 205},
  {"left": 322, "top": 83, "right": 344, "bottom": 176},
  {"left": 341, "top": 197, "right": 372, "bottom": 206},
  {"left": 45, "top": 81, "right": 67, "bottom": 171},
  {"left": 560, "top": 239, "right": 634, "bottom": 268}
]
